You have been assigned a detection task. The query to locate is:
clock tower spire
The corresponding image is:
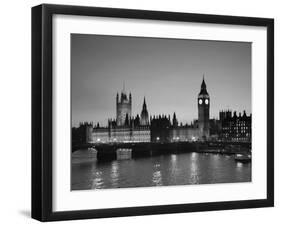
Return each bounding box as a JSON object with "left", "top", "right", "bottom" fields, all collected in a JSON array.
[{"left": 198, "top": 76, "right": 210, "bottom": 140}]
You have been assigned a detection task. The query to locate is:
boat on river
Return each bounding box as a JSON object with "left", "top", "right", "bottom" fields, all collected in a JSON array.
[{"left": 234, "top": 153, "right": 251, "bottom": 163}]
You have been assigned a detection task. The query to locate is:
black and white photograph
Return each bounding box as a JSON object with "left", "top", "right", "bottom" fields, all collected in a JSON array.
[
  {"left": 71, "top": 34, "right": 252, "bottom": 190},
  {"left": 29, "top": 3, "right": 274, "bottom": 222}
]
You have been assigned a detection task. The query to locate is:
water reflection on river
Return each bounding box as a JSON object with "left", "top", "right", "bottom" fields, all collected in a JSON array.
[{"left": 71, "top": 151, "right": 251, "bottom": 190}]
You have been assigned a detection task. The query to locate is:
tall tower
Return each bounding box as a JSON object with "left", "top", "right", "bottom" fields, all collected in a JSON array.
[
  {"left": 172, "top": 112, "right": 178, "bottom": 127},
  {"left": 198, "top": 77, "right": 210, "bottom": 140},
  {"left": 116, "top": 83, "right": 132, "bottom": 126},
  {"left": 140, "top": 97, "right": 149, "bottom": 126}
]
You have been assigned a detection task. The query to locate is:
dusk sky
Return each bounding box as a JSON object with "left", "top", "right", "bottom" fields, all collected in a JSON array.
[{"left": 71, "top": 34, "right": 251, "bottom": 127}]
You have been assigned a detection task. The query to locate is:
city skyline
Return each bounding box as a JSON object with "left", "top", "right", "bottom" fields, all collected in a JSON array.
[{"left": 71, "top": 34, "right": 251, "bottom": 127}]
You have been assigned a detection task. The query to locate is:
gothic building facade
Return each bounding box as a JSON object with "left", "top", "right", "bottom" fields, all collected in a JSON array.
[
  {"left": 88, "top": 87, "right": 151, "bottom": 143},
  {"left": 150, "top": 113, "right": 200, "bottom": 143},
  {"left": 83, "top": 78, "right": 211, "bottom": 144},
  {"left": 73, "top": 77, "right": 251, "bottom": 144},
  {"left": 219, "top": 110, "right": 251, "bottom": 142},
  {"left": 140, "top": 98, "right": 149, "bottom": 126},
  {"left": 116, "top": 85, "right": 132, "bottom": 126}
]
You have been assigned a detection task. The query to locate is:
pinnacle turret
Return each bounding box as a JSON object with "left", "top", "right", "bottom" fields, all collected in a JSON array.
[{"left": 199, "top": 75, "right": 209, "bottom": 96}]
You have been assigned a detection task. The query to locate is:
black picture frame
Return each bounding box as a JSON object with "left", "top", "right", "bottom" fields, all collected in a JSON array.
[{"left": 32, "top": 4, "right": 274, "bottom": 222}]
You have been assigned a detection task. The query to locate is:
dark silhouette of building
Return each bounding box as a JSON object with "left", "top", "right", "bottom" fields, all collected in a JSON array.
[
  {"left": 209, "top": 118, "right": 221, "bottom": 140},
  {"left": 150, "top": 114, "right": 171, "bottom": 142},
  {"left": 172, "top": 112, "right": 178, "bottom": 127},
  {"left": 72, "top": 122, "right": 93, "bottom": 144},
  {"left": 219, "top": 110, "right": 251, "bottom": 142},
  {"left": 219, "top": 110, "right": 232, "bottom": 121},
  {"left": 198, "top": 77, "right": 210, "bottom": 140}
]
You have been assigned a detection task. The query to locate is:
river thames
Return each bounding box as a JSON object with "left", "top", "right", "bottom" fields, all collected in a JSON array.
[{"left": 71, "top": 150, "right": 251, "bottom": 190}]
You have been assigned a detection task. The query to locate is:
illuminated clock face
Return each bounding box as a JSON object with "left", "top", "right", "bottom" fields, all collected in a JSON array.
[
  {"left": 205, "top": 99, "right": 209, "bottom": 105},
  {"left": 199, "top": 99, "right": 203, "bottom": 105}
]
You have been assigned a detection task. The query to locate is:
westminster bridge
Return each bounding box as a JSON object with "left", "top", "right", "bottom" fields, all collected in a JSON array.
[{"left": 72, "top": 141, "right": 251, "bottom": 161}]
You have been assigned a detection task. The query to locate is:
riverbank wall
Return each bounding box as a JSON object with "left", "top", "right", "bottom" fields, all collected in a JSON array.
[{"left": 72, "top": 141, "right": 251, "bottom": 162}]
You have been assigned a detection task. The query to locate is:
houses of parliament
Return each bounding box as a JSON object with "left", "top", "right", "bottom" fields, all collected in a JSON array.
[{"left": 73, "top": 78, "right": 251, "bottom": 144}]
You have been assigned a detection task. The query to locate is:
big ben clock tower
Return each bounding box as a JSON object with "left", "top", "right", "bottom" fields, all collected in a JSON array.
[{"left": 198, "top": 77, "right": 210, "bottom": 140}]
